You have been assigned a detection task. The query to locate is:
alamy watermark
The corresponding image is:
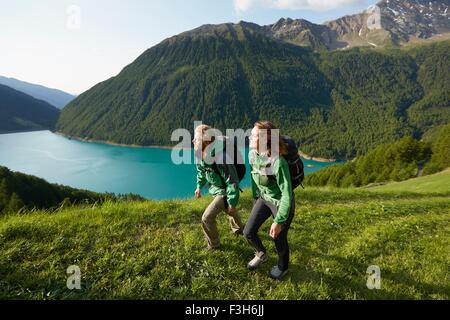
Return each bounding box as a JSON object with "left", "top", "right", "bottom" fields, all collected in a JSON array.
[
  {"left": 66, "top": 5, "right": 81, "bottom": 30},
  {"left": 366, "top": 265, "right": 381, "bottom": 290},
  {"left": 366, "top": 5, "right": 382, "bottom": 30},
  {"left": 170, "top": 121, "right": 282, "bottom": 174},
  {"left": 67, "top": 265, "right": 81, "bottom": 290}
]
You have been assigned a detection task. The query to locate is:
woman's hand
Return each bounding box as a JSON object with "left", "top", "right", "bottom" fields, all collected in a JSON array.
[
  {"left": 195, "top": 188, "right": 202, "bottom": 199},
  {"left": 269, "top": 223, "right": 282, "bottom": 239}
]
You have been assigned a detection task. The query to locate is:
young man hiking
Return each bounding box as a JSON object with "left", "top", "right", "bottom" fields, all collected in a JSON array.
[{"left": 194, "top": 124, "right": 245, "bottom": 251}]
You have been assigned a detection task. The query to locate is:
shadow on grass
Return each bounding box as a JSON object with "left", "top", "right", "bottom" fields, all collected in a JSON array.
[{"left": 288, "top": 249, "right": 450, "bottom": 300}]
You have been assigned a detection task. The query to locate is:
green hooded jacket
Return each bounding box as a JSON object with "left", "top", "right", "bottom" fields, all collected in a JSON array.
[
  {"left": 196, "top": 138, "right": 240, "bottom": 208},
  {"left": 249, "top": 149, "right": 293, "bottom": 224}
]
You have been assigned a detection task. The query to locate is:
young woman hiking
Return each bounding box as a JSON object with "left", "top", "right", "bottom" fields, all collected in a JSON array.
[
  {"left": 244, "top": 121, "right": 295, "bottom": 280},
  {"left": 194, "top": 124, "right": 245, "bottom": 251}
]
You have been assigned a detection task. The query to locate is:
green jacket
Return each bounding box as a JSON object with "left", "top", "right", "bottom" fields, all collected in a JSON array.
[
  {"left": 249, "top": 149, "right": 293, "bottom": 224},
  {"left": 196, "top": 138, "right": 240, "bottom": 208}
]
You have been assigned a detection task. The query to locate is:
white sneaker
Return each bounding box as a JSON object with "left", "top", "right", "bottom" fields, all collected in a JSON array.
[
  {"left": 247, "top": 252, "right": 268, "bottom": 270},
  {"left": 269, "top": 266, "right": 289, "bottom": 280}
]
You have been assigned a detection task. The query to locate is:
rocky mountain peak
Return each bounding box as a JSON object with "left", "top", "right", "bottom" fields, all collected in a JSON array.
[
  {"left": 376, "top": 0, "right": 450, "bottom": 40},
  {"left": 166, "top": 0, "right": 450, "bottom": 51}
]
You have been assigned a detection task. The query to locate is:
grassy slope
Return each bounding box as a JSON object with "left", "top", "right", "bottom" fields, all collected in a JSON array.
[
  {"left": 366, "top": 169, "right": 450, "bottom": 194},
  {"left": 0, "top": 171, "right": 449, "bottom": 300}
]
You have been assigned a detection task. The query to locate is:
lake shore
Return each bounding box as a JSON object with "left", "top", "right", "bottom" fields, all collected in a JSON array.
[
  {"left": 298, "top": 151, "right": 337, "bottom": 163},
  {"left": 54, "top": 132, "right": 191, "bottom": 150},
  {"left": 0, "top": 129, "right": 50, "bottom": 135},
  {"left": 1, "top": 131, "right": 340, "bottom": 200},
  {"left": 54, "top": 132, "right": 340, "bottom": 162}
]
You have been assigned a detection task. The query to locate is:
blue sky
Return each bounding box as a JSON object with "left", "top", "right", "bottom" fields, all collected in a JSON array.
[{"left": 0, "top": 0, "right": 378, "bottom": 94}]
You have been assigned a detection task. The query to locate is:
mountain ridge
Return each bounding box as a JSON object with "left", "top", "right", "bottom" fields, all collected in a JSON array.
[
  {"left": 0, "top": 84, "right": 60, "bottom": 134},
  {"left": 173, "top": 0, "right": 450, "bottom": 51},
  {"left": 56, "top": 1, "right": 450, "bottom": 160},
  {"left": 0, "top": 76, "right": 76, "bottom": 109}
]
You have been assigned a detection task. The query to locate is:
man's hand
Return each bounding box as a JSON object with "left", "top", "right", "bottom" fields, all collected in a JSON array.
[
  {"left": 195, "top": 188, "right": 202, "bottom": 199},
  {"left": 269, "top": 223, "right": 282, "bottom": 239},
  {"left": 227, "top": 206, "right": 237, "bottom": 216}
]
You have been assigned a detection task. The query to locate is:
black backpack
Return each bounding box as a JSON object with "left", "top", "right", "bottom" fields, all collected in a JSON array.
[
  {"left": 212, "top": 138, "right": 246, "bottom": 184},
  {"left": 211, "top": 138, "right": 246, "bottom": 209},
  {"left": 282, "top": 136, "right": 305, "bottom": 190},
  {"left": 229, "top": 139, "right": 247, "bottom": 183}
]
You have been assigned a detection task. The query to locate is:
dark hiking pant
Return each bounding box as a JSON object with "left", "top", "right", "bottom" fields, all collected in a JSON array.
[{"left": 244, "top": 196, "right": 295, "bottom": 271}]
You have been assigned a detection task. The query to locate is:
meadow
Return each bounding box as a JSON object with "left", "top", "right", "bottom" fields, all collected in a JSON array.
[{"left": 0, "top": 170, "right": 449, "bottom": 300}]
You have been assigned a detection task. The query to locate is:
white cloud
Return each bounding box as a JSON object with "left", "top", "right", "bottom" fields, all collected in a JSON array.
[
  {"left": 234, "top": 0, "right": 362, "bottom": 13},
  {"left": 234, "top": 0, "right": 257, "bottom": 13}
]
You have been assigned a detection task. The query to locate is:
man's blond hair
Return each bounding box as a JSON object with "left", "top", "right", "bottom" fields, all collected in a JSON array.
[{"left": 195, "top": 124, "right": 216, "bottom": 143}]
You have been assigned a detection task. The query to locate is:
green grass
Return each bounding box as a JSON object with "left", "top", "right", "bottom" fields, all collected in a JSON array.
[
  {"left": 0, "top": 171, "right": 449, "bottom": 300},
  {"left": 366, "top": 169, "right": 450, "bottom": 194}
]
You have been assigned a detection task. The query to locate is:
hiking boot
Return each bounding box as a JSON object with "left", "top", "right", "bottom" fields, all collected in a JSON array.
[
  {"left": 247, "top": 252, "right": 268, "bottom": 270},
  {"left": 268, "top": 266, "right": 288, "bottom": 280}
]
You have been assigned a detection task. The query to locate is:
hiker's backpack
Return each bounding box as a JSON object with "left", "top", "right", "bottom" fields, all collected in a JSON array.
[
  {"left": 227, "top": 139, "right": 246, "bottom": 182},
  {"left": 211, "top": 138, "right": 246, "bottom": 209},
  {"left": 212, "top": 138, "right": 246, "bottom": 183},
  {"left": 282, "top": 136, "right": 305, "bottom": 190}
]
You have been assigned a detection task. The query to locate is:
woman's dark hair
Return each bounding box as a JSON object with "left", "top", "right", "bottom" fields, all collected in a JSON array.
[{"left": 254, "top": 121, "right": 288, "bottom": 157}]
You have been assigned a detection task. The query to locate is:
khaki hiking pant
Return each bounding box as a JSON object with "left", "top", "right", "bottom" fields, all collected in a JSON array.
[{"left": 202, "top": 195, "right": 244, "bottom": 249}]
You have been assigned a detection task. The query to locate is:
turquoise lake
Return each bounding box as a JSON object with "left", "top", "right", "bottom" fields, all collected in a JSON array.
[{"left": 0, "top": 131, "right": 339, "bottom": 200}]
